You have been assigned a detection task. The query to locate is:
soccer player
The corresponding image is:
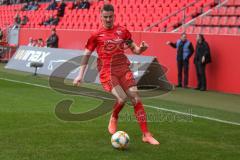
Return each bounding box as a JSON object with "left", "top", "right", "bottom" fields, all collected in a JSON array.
[{"left": 73, "top": 4, "right": 159, "bottom": 145}]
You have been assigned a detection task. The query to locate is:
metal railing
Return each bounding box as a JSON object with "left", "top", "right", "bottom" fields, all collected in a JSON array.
[
  {"left": 2, "top": 23, "right": 11, "bottom": 43},
  {"left": 173, "top": 0, "right": 229, "bottom": 33},
  {"left": 144, "top": 0, "right": 224, "bottom": 32}
]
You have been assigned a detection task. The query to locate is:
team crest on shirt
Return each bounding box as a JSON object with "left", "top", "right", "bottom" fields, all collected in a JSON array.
[{"left": 116, "top": 30, "right": 122, "bottom": 36}]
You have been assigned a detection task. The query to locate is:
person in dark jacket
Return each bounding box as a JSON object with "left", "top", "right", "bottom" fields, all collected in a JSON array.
[
  {"left": 166, "top": 33, "right": 194, "bottom": 88},
  {"left": 72, "top": 0, "right": 90, "bottom": 9},
  {"left": 21, "top": 16, "right": 29, "bottom": 25},
  {"left": 14, "top": 13, "right": 21, "bottom": 25},
  {"left": 194, "top": 34, "right": 211, "bottom": 91},
  {"left": 42, "top": 15, "right": 59, "bottom": 26},
  {"left": 0, "top": 28, "right": 3, "bottom": 42},
  {"left": 46, "top": 28, "right": 59, "bottom": 48},
  {"left": 46, "top": 0, "right": 57, "bottom": 10},
  {"left": 57, "top": 0, "right": 66, "bottom": 17},
  {"left": 79, "top": 0, "right": 90, "bottom": 9}
]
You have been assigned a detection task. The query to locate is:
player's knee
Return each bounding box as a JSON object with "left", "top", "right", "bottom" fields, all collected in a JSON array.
[
  {"left": 128, "top": 86, "right": 138, "bottom": 92},
  {"left": 130, "top": 97, "right": 140, "bottom": 106},
  {"left": 117, "top": 97, "right": 127, "bottom": 104}
]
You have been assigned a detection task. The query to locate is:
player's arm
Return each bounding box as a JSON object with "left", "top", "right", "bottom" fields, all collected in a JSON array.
[
  {"left": 73, "top": 49, "right": 92, "bottom": 86},
  {"left": 74, "top": 32, "right": 97, "bottom": 86},
  {"left": 128, "top": 40, "right": 149, "bottom": 55},
  {"left": 166, "top": 41, "right": 177, "bottom": 48}
]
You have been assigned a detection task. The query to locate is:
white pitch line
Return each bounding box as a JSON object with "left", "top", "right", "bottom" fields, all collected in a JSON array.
[
  {"left": 0, "top": 77, "right": 240, "bottom": 126},
  {"left": 0, "top": 77, "right": 50, "bottom": 89},
  {"left": 144, "top": 105, "right": 240, "bottom": 126}
]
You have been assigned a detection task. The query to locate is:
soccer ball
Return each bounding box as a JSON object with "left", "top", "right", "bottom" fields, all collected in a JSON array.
[{"left": 111, "top": 131, "right": 130, "bottom": 149}]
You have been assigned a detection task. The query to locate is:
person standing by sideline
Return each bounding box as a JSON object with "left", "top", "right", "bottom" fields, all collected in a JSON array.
[
  {"left": 166, "top": 33, "right": 194, "bottom": 88},
  {"left": 194, "top": 34, "right": 211, "bottom": 91},
  {"left": 46, "top": 28, "right": 59, "bottom": 48}
]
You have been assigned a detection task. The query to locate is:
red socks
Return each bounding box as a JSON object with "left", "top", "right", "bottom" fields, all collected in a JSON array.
[
  {"left": 134, "top": 101, "right": 149, "bottom": 134},
  {"left": 111, "top": 100, "right": 149, "bottom": 134},
  {"left": 112, "top": 101, "right": 125, "bottom": 119}
]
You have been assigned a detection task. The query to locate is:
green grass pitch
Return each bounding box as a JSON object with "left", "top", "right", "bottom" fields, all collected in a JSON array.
[{"left": 0, "top": 63, "right": 240, "bottom": 160}]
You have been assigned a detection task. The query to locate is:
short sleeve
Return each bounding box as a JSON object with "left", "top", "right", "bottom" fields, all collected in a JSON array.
[{"left": 85, "top": 33, "right": 97, "bottom": 52}]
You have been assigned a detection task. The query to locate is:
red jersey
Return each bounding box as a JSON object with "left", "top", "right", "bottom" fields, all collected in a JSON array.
[
  {"left": 85, "top": 25, "right": 132, "bottom": 69},
  {"left": 85, "top": 25, "right": 136, "bottom": 91}
]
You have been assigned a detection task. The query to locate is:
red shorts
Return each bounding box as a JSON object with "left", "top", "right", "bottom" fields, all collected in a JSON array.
[{"left": 99, "top": 67, "right": 136, "bottom": 92}]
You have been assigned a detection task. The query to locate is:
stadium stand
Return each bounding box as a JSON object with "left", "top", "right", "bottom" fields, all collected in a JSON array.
[
  {"left": 178, "top": 0, "right": 240, "bottom": 34},
  {"left": 0, "top": 0, "right": 219, "bottom": 32}
]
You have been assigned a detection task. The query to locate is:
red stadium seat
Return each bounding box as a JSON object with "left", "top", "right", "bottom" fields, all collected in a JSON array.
[
  {"left": 186, "top": 26, "right": 194, "bottom": 33},
  {"left": 219, "top": 27, "right": 229, "bottom": 34},
  {"left": 219, "top": 16, "right": 228, "bottom": 26},
  {"left": 195, "top": 17, "right": 203, "bottom": 26},
  {"left": 177, "top": 27, "right": 184, "bottom": 33},
  {"left": 211, "top": 27, "right": 220, "bottom": 34},
  {"left": 228, "top": 27, "right": 239, "bottom": 34},
  {"left": 211, "top": 8, "right": 219, "bottom": 15},
  {"left": 203, "top": 0, "right": 216, "bottom": 7},
  {"left": 187, "top": 6, "right": 199, "bottom": 17},
  {"left": 149, "top": 27, "right": 159, "bottom": 32},
  {"left": 236, "top": 7, "right": 240, "bottom": 15},
  {"left": 226, "top": 7, "right": 236, "bottom": 15},
  {"left": 218, "top": 7, "right": 227, "bottom": 15},
  {"left": 192, "top": 27, "right": 202, "bottom": 34},
  {"left": 202, "top": 16, "right": 211, "bottom": 26},
  {"left": 236, "top": 17, "right": 240, "bottom": 26},
  {"left": 202, "top": 27, "right": 211, "bottom": 34},
  {"left": 210, "top": 16, "right": 219, "bottom": 26},
  {"left": 226, "top": 0, "right": 235, "bottom": 6},
  {"left": 235, "top": 0, "right": 240, "bottom": 5},
  {"left": 226, "top": 17, "right": 237, "bottom": 26}
]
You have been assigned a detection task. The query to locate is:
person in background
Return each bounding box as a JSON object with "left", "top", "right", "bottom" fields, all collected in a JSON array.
[
  {"left": 30, "top": 0, "right": 39, "bottom": 11},
  {"left": 28, "top": 37, "right": 36, "bottom": 46},
  {"left": 33, "top": 39, "right": 38, "bottom": 46},
  {"left": 72, "top": 0, "right": 90, "bottom": 9},
  {"left": 12, "top": 12, "right": 21, "bottom": 29},
  {"left": 166, "top": 33, "right": 194, "bottom": 88},
  {"left": 36, "top": 38, "right": 45, "bottom": 47},
  {"left": 21, "top": 15, "right": 29, "bottom": 25},
  {"left": 57, "top": 0, "right": 66, "bottom": 17},
  {"left": 0, "top": 28, "right": 3, "bottom": 42},
  {"left": 14, "top": 13, "right": 21, "bottom": 25},
  {"left": 79, "top": 0, "right": 90, "bottom": 9},
  {"left": 22, "top": 1, "right": 30, "bottom": 11},
  {"left": 42, "top": 14, "right": 59, "bottom": 26},
  {"left": 194, "top": 34, "right": 211, "bottom": 91},
  {"left": 72, "top": 0, "right": 80, "bottom": 9},
  {"left": 46, "top": 28, "right": 59, "bottom": 48},
  {"left": 46, "top": 0, "right": 57, "bottom": 10}
]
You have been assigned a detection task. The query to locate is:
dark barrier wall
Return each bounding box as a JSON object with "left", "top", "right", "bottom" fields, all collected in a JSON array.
[{"left": 19, "top": 29, "right": 240, "bottom": 94}]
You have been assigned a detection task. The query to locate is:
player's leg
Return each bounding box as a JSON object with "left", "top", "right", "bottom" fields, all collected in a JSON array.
[
  {"left": 100, "top": 69, "right": 128, "bottom": 134},
  {"left": 111, "top": 85, "right": 128, "bottom": 117},
  {"left": 107, "top": 84, "right": 128, "bottom": 134},
  {"left": 177, "top": 60, "right": 183, "bottom": 87},
  {"left": 125, "top": 86, "right": 160, "bottom": 145},
  {"left": 183, "top": 60, "right": 189, "bottom": 88},
  {"left": 117, "top": 68, "right": 159, "bottom": 145}
]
